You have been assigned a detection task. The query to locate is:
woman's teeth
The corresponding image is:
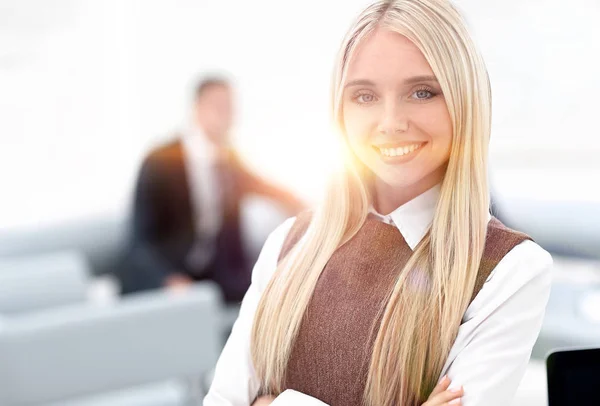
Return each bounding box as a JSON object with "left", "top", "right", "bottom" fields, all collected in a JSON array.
[{"left": 379, "top": 143, "right": 423, "bottom": 157}]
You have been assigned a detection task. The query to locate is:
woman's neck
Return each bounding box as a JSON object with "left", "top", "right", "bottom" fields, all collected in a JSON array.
[{"left": 372, "top": 166, "right": 445, "bottom": 215}]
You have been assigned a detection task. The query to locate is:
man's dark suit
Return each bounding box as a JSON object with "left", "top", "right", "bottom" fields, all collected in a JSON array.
[{"left": 120, "top": 138, "right": 263, "bottom": 302}]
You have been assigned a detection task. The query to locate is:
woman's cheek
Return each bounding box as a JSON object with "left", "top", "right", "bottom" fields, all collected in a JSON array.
[{"left": 346, "top": 110, "right": 375, "bottom": 144}]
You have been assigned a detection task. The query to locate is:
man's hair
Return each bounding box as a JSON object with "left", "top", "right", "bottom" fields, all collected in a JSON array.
[{"left": 194, "top": 76, "right": 230, "bottom": 99}]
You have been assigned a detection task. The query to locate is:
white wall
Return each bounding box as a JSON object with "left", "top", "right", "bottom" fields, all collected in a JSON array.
[{"left": 1, "top": 0, "right": 598, "bottom": 231}]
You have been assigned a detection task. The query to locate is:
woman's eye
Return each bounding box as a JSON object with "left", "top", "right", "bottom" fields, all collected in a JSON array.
[
  {"left": 356, "top": 94, "right": 376, "bottom": 104},
  {"left": 412, "top": 89, "right": 434, "bottom": 100}
]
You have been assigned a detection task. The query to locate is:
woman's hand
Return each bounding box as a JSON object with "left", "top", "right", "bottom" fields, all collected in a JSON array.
[
  {"left": 252, "top": 395, "right": 276, "bottom": 406},
  {"left": 422, "top": 375, "right": 463, "bottom": 406},
  {"left": 250, "top": 379, "right": 461, "bottom": 406}
]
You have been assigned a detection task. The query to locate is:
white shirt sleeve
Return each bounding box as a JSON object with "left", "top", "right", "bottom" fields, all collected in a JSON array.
[
  {"left": 440, "top": 240, "right": 553, "bottom": 406},
  {"left": 203, "top": 217, "right": 296, "bottom": 406},
  {"left": 270, "top": 390, "right": 329, "bottom": 406}
]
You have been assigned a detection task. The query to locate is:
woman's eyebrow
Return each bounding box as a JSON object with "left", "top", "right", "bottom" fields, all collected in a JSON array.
[
  {"left": 344, "top": 79, "right": 376, "bottom": 88},
  {"left": 403, "top": 75, "right": 438, "bottom": 85},
  {"left": 344, "top": 75, "right": 438, "bottom": 89}
]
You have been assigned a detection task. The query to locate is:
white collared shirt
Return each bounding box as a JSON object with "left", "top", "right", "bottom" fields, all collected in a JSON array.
[
  {"left": 368, "top": 184, "right": 442, "bottom": 250},
  {"left": 181, "top": 125, "right": 222, "bottom": 237},
  {"left": 204, "top": 186, "right": 553, "bottom": 406},
  {"left": 181, "top": 125, "right": 223, "bottom": 271}
]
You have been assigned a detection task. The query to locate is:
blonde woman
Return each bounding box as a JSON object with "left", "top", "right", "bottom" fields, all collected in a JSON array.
[{"left": 204, "top": 0, "right": 552, "bottom": 405}]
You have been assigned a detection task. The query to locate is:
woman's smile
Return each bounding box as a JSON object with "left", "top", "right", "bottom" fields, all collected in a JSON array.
[{"left": 372, "top": 141, "right": 428, "bottom": 164}]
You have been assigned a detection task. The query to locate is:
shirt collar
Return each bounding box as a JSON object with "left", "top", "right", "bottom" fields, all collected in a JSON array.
[
  {"left": 181, "top": 123, "right": 219, "bottom": 162},
  {"left": 369, "top": 184, "right": 441, "bottom": 250}
]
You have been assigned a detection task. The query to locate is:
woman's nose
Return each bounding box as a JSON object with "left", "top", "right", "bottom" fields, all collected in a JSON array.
[{"left": 377, "top": 102, "right": 408, "bottom": 136}]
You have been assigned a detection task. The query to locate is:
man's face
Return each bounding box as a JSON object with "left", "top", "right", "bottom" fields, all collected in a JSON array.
[{"left": 194, "top": 84, "right": 233, "bottom": 146}]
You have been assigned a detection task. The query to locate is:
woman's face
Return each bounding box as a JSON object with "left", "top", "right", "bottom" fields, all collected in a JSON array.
[{"left": 342, "top": 28, "right": 453, "bottom": 192}]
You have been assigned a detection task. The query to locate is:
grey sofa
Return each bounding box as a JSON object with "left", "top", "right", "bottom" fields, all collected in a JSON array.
[{"left": 0, "top": 284, "right": 221, "bottom": 406}]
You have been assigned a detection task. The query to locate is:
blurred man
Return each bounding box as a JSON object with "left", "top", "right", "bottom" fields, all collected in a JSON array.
[{"left": 120, "top": 76, "right": 304, "bottom": 302}]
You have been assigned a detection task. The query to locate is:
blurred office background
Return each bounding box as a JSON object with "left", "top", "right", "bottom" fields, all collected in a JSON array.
[{"left": 0, "top": 0, "right": 598, "bottom": 405}]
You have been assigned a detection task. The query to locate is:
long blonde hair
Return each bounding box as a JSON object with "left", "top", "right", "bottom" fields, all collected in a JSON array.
[{"left": 251, "top": 1, "right": 492, "bottom": 404}]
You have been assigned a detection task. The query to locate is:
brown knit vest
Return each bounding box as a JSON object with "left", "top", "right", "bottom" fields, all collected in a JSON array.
[{"left": 277, "top": 211, "right": 531, "bottom": 406}]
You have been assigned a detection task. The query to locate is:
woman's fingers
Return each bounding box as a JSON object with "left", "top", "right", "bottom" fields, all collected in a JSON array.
[
  {"left": 429, "top": 375, "right": 451, "bottom": 397},
  {"left": 426, "top": 386, "right": 463, "bottom": 406},
  {"left": 423, "top": 377, "right": 463, "bottom": 406}
]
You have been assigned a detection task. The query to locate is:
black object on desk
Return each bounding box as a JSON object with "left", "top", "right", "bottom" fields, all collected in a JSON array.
[{"left": 547, "top": 347, "right": 600, "bottom": 406}]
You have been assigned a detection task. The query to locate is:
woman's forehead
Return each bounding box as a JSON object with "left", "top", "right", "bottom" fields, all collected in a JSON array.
[{"left": 346, "top": 28, "right": 435, "bottom": 84}]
